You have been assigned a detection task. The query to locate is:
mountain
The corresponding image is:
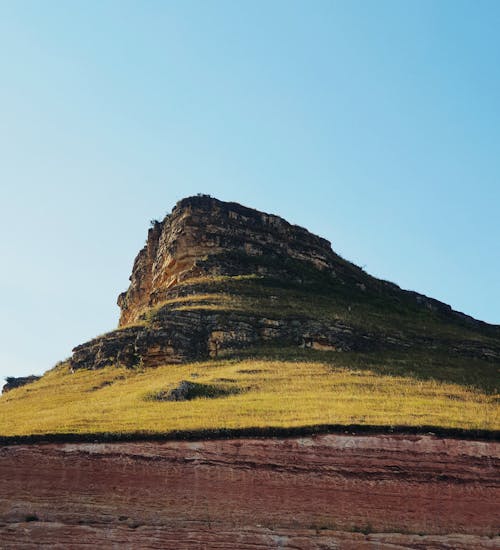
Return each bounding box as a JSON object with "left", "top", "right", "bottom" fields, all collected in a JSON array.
[
  {"left": 71, "top": 194, "right": 499, "bottom": 372},
  {"left": 0, "top": 195, "right": 498, "bottom": 438},
  {"left": 1, "top": 195, "right": 499, "bottom": 549}
]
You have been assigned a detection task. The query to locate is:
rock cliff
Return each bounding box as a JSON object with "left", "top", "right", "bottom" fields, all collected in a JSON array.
[
  {"left": 117, "top": 195, "right": 344, "bottom": 326},
  {"left": 2, "top": 196, "right": 499, "bottom": 550},
  {"left": 1, "top": 434, "right": 498, "bottom": 549},
  {"left": 70, "top": 195, "right": 500, "bottom": 371}
]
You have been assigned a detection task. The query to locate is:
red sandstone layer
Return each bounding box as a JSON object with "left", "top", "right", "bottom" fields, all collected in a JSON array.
[{"left": 0, "top": 434, "right": 498, "bottom": 549}]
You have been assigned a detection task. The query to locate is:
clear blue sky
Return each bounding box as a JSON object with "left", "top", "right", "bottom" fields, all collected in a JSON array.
[{"left": 1, "top": 1, "right": 499, "bottom": 381}]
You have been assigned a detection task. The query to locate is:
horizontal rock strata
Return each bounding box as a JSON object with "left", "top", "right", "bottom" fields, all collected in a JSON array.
[
  {"left": 117, "top": 195, "right": 349, "bottom": 327},
  {"left": 69, "top": 196, "right": 500, "bottom": 370},
  {"left": 0, "top": 434, "right": 498, "bottom": 549},
  {"left": 71, "top": 308, "right": 385, "bottom": 370},
  {"left": 71, "top": 306, "right": 500, "bottom": 371}
]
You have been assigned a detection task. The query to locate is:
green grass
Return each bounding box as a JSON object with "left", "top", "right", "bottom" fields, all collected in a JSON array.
[{"left": 0, "top": 347, "right": 498, "bottom": 437}]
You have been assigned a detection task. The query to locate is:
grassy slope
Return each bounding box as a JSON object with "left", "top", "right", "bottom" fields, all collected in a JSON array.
[
  {"left": 0, "top": 348, "right": 498, "bottom": 437},
  {"left": 1, "top": 275, "right": 498, "bottom": 437}
]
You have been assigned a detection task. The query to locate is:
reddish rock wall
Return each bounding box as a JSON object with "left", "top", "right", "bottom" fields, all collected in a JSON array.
[{"left": 1, "top": 434, "right": 498, "bottom": 548}]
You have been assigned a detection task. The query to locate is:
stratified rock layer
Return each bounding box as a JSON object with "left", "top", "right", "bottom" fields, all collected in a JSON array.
[
  {"left": 69, "top": 195, "right": 500, "bottom": 371},
  {"left": 117, "top": 195, "right": 347, "bottom": 327},
  {"left": 0, "top": 434, "right": 498, "bottom": 549}
]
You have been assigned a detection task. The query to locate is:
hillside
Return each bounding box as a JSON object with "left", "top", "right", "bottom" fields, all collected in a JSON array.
[{"left": 1, "top": 195, "right": 499, "bottom": 437}]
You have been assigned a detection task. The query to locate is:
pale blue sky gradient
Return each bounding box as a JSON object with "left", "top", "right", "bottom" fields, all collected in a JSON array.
[{"left": 1, "top": 1, "right": 499, "bottom": 380}]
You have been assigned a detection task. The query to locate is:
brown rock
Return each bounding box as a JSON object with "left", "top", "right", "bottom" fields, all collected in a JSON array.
[
  {"left": 0, "top": 434, "right": 498, "bottom": 548},
  {"left": 69, "top": 196, "right": 500, "bottom": 371},
  {"left": 117, "top": 195, "right": 351, "bottom": 327}
]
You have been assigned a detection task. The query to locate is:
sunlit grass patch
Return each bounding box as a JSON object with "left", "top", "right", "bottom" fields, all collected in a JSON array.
[{"left": 0, "top": 349, "right": 498, "bottom": 437}]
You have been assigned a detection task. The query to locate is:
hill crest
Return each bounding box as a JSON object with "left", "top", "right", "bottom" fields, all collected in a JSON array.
[
  {"left": 117, "top": 194, "right": 340, "bottom": 327},
  {"left": 69, "top": 195, "right": 499, "bottom": 372}
]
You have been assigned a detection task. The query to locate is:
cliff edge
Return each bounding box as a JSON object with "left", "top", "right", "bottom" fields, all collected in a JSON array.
[{"left": 70, "top": 195, "right": 500, "bottom": 371}]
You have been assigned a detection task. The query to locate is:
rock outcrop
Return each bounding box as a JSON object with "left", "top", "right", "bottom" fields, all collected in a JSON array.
[
  {"left": 2, "top": 197, "right": 499, "bottom": 550},
  {"left": 116, "top": 195, "right": 348, "bottom": 327},
  {"left": 69, "top": 195, "right": 500, "bottom": 371},
  {"left": 2, "top": 376, "right": 40, "bottom": 394},
  {"left": 1, "top": 434, "right": 498, "bottom": 549}
]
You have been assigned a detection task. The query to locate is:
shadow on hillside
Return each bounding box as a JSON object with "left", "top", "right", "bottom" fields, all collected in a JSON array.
[{"left": 220, "top": 346, "right": 499, "bottom": 394}]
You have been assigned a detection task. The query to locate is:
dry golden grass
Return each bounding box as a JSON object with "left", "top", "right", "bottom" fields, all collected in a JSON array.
[{"left": 0, "top": 350, "right": 498, "bottom": 436}]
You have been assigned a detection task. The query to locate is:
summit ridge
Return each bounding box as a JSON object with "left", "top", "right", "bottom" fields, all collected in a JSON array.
[{"left": 70, "top": 196, "right": 500, "bottom": 371}]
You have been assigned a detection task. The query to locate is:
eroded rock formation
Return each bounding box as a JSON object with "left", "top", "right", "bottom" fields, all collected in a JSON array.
[
  {"left": 117, "top": 195, "right": 344, "bottom": 326},
  {"left": 1, "top": 434, "right": 498, "bottom": 549},
  {"left": 69, "top": 195, "right": 500, "bottom": 371}
]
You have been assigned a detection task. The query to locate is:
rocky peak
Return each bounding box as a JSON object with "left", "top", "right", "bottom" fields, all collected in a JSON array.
[
  {"left": 117, "top": 195, "right": 356, "bottom": 327},
  {"left": 69, "top": 196, "right": 500, "bottom": 372}
]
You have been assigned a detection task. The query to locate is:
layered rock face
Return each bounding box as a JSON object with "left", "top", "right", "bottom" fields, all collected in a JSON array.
[
  {"left": 70, "top": 195, "right": 500, "bottom": 371},
  {"left": 72, "top": 196, "right": 371, "bottom": 370},
  {"left": 1, "top": 434, "right": 498, "bottom": 549},
  {"left": 116, "top": 195, "right": 355, "bottom": 326}
]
